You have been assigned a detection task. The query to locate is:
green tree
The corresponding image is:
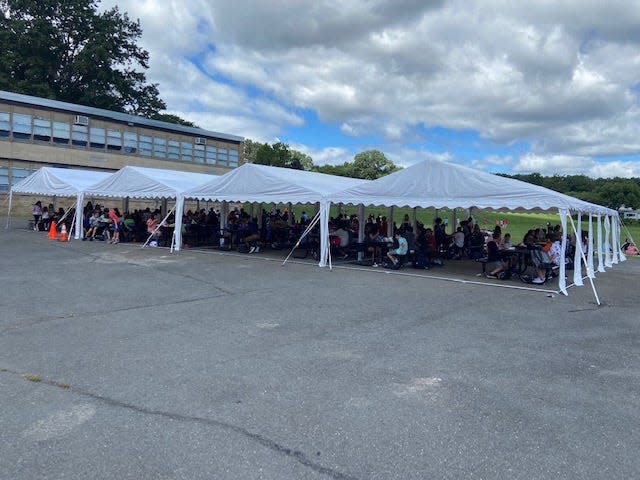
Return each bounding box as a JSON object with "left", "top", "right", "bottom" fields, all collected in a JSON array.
[
  {"left": 289, "top": 150, "right": 313, "bottom": 171},
  {"left": 348, "top": 150, "right": 399, "bottom": 179},
  {"left": 243, "top": 139, "right": 262, "bottom": 164},
  {"left": 0, "top": 0, "right": 165, "bottom": 115},
  {"left": 248, "top": 139, "right": 314, "bottom": 170},
  {"left": 254, "top": 142, "right": 275, "bottom": 166}
]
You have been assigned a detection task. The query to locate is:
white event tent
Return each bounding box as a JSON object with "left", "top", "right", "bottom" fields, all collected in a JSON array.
[
  {"left": 84, "top": 165, "right": 218, "bottom": 200},
  {"left": 7, "top": 167, "right": 112, "bottom": 239},
  {"left": 84, "top": 165, "right": 220, "bottom": 247},
  {"left": 326, "top": 159, "right": 623, "bottom": 299},
  {"left": 177, "top": 162, "right": 368, "bottom": 254}
]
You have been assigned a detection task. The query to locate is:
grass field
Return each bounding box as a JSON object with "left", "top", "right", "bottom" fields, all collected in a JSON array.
[{"left": 297, "top": 205, "right": 640, "bottom": 246}]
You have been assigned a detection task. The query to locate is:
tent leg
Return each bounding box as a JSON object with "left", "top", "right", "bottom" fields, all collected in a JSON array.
[{"left": 568, "top": 215, "right": 601, "bottom": 306}]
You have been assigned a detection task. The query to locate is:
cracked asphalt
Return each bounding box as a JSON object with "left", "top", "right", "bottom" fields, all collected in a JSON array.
[{"left": 1, "top": 226, "right": 639, "bottom": 480}]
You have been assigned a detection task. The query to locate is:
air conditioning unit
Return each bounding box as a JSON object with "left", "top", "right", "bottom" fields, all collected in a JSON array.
[
  {"left": 74, "top": 115, "right": 89, "bottom": 126},
  {"left": 194, "top": 137, "right": 207, "bottom": 146}
]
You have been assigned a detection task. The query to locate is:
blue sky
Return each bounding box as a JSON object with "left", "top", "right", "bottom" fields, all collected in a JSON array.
[{"left": 103, "top": 0, "right": 640, "bottom": 177}]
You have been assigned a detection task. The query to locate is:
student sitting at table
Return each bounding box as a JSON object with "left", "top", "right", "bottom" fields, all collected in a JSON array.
[
  {"left": 468, "top": 224, "right": 485, "bottom": 259},
  {"left": 485, "top": 233, "right": 507, "bottom": 278},
  {"left": 413, "top": 227, "right": 434, "bottom": 268},
  {"left": 387, "top": 230, "right": 408, "bottom": 269},
  {"left": 331, "top": 221, "right": 351, "bottom": 259},
  {"left": 365, "top": 222, "right": 382, "bottom": 266},
  {"left": 245, "top": 217, "right": 261, "bottom": 253}
]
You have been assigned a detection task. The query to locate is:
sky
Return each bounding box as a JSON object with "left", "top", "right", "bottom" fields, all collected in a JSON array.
[{"left": 100, "top": 0, "right": 640, "bottom": 177}]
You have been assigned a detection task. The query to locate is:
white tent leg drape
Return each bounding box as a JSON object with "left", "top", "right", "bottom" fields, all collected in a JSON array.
[
  {"left": 596, "top": 214, "right": 605, "bottom": 273},
  {"left": 558, "top": 209, "right": 568, "bottom": 295},
  {"left": 573, "top": 213, "right": 583, "bottom": 286},
  {"left": 587, "top": 214, "right": 595, "bottom": 279},
  {"left": 173, "top": 194, "right": 185, "bottom": 252},
  {"left": 319, "top": 200, "right": 330, "bottom": 268},
  {"left": 358, "top": 204, "right": 365, "bottom": 262},
  {"left": 617, "top": 217, "right": 627, "bottom": 262},
  {"left": 604, "top": 215, "right": 612, "bottom": 268},
  {"left": 74, "top": 192, "right": 84, "bottom": 239},
  {"left": 612, "top": 217, "right": 620, "bottom": 264}
]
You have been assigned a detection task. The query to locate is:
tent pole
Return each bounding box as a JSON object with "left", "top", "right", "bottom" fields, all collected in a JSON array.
[
  {"left": 558, "top": 209, "right": 568, "bottom": 295},
  {"left": 74, "top": 193, "right": 84, "bottom": 239},
  {"left": 172, "top": 194, "right": 185, "bottom": 252},
  {"left": 568, "top": 214, "right": 601, "bottom": 306},
  {"left": 319, "top": 201, "right": 331, "bottom": 269},
  {"left": 281, "top": 210, "right": 321, "bottom": 266},
  {"left": 596, "top": 214, "right": 605, "bottom": 273},
  {"left": 572, "top": 212, "right": 584, "bottom": 286}
]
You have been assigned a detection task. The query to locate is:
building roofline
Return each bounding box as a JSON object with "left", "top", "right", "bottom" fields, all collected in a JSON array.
[{"left": 0, "top": 89, "right": 244, "bottom": 143}]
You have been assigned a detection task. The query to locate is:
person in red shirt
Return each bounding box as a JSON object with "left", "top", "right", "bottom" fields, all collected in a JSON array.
[{"left": 108, "top": 208, "right": 121, "bottom": 244}]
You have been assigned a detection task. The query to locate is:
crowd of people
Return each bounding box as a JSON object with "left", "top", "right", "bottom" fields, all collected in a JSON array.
[{"left": 31, "top": 200, "right": 637, "bottom": 279}]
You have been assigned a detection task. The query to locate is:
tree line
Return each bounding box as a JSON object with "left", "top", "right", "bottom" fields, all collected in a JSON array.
[
  {"left": 499, "top": 172, "right": 640, "bottom": 210},
  {"left": 243, "top": 139, "right": 400, "bottom": 180}
]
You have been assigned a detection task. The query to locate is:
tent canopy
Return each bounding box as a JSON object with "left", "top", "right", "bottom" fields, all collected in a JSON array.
[
  {"left": 85, "top": 166, "right": 218, "bottom": 199},
  {"left": 11, "top": 167, "right": 112, "bottom": 197},
  {"left": 326, "top": 159, "right": 613, "bottom": 215},
  {"left": 182, "top": 163, "right": 367, "bottom": 205}
]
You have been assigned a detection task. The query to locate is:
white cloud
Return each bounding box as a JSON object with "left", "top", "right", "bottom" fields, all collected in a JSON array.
[
  {"left": 292, "top": 144, "right": 353, "bottom": 166},
  {"left": 99, "top": 0, "right": 640, "bottom": 175}
]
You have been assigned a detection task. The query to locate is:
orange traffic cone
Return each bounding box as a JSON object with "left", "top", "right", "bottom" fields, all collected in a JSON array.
[
  {"left": 58, "top": 223, "right": 68, "bottom": 242},
  {"left": 48, "top": 221, "right": 57, "bottom": 240}
]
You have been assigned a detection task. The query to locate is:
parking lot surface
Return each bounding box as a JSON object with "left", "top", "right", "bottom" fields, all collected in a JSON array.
[{"left": 1, "top": 227, "right": 639, "bottom": 479}]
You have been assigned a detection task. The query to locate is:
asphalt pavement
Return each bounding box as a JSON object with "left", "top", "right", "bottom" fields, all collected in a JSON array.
[{"left": 1, "top": 226, "right": 639, "bottom": 480}]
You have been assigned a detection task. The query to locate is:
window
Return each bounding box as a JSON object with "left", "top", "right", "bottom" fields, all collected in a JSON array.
[
  {"left": 194, "top": 144, "right": 205, "bottom": 164},
  {"left": 0, "top": 112, "right": 10, "bottom": 137},
  {"left": 217, "top": 148, "right": 228, "bottom": 166},
  {"left": 0, "top": 167, "right": 8, "bottom": 191},
  {"left": 153, "top": 137, "right": 166, "bottom": 158},
  {"left": 180, "top": 141, "right": 193, "bottom": 162},
  {"left": 71, "top": 124, "right": 88, "bottom": 147},
  {"left": 124, "top": 131, "right": 137, "bottom": 153},
  {"left": 33, "top": 118, "right": 51, "bottom": 142},
  {"left": 12, "top": 113, "right": 32, "bottom": 140},
  {"left": 52, "top": 121, "right": 70, "bottom": 145},
  {"left": 205, "top": 146, "right": 217, "bottom": 164},
  {"left": 229, "top": 149, "right": 239, "bottom": 167},
  {"left": 107, "top": 129, "right": 122, "bottom": 151},
  {"left": 168, "top": 140, "right": 180, "bottom": 160},
  {"left": 89, "top": 127, "right": 105, "bottom": 149},
  {"left": 139, "top": 135, "right": 152, "bottom": 156},
  {"left": 12, "top": 167, "right": 30, "bottom": 185}
]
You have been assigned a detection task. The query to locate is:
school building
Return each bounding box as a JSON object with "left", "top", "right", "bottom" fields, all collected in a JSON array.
[{"left": 0, "top": 89, "right": 243, "bottom": 213}]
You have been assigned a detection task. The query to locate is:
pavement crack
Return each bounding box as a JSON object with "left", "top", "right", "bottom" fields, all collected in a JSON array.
[
  {"left": 3, "top": 368, "right": 359, "bottom": 480},
  {"left": 0, "top": 295, "right": 225, "bottom": 336}
]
